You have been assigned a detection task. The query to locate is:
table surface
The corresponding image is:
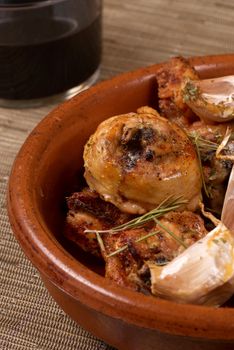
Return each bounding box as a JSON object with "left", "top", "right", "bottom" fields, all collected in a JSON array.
[{"left": 1, "top": 1, "right": 234, "bottom": 349}]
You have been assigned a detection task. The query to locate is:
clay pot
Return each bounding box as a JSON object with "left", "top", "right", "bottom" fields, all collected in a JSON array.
[{"left": 7, "top": 54, "right": 234, "bottom": 350}]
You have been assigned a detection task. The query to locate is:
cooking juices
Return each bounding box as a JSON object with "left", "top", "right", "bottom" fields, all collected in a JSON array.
[{"left": 0, "top": 0, "right": 102, "bottom": 101}]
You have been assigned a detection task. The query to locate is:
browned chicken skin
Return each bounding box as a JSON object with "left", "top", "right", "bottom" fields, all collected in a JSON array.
[
  {"left": 156, "top": 56, "right": 199, "bottom": 128},
  {"left": 65, "top": 188, "right": 132, "bottom": 257},
  {"left": 84, "top": 106, "right": 202, "bottom": 214},
  {"left": 103, "top": 211, "right": 207, "bottom": 292},
  {"left": 65, "top": 191, "right": 207, "bottom": 292}
]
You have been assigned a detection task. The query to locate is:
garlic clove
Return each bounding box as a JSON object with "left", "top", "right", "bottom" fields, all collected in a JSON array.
[
  {"left": 182, "top": 76, "right": 234, "bottom": 123},
  {"left": 221, "top": 165, "right": 234, "bottom": 232},
  {"left": 148, "top": 222, "right": 234, "bottom": 306}
]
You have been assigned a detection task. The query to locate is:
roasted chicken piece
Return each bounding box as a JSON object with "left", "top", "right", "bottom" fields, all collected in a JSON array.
[
  {"left": 65, "top": 188, "right": 132, "bottom": 257},
  {"left": 102, "top": 211, "right": 207, "bottom": 292},
  {"left": 156, "top": 56, "right": 199, "bottom": 128},
  {"left": 84, "top": 106, "right": 202, "bottom": 215},
  {"left": 188, "top": 121, "right": 233, "bottom": 214},
  {"left": 65, "top": 190, "right": 207, "bottom": 293}
]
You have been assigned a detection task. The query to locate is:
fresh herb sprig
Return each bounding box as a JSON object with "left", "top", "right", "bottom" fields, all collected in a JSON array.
[
  {"left": 189, "top": 129, "right": 234, "bottom": 159},
  {"left": 153, "top": 218, "right": 188, "bottom": 248},
  {"left": 188, "top": 132, "right": 219, "bottom": 154},
  {"left": 106, "top": 230, "right": 161, "bottom": 258},
  {"left": 188, "top": 128, "right": 234, "bottom": 198},
  {"left": 85, "top": 196, "right": 188, "bottom": 258},
  {"left": 85, "top": 195, "right": 188, "bottom": 235}
]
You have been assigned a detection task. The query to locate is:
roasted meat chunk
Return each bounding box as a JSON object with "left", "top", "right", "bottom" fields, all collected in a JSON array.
[
  {"left": 101, "top": 211, "right": 207, "bottom": 292},
  {"left": 84, "top": 106, "right": 202, "bottom": 214},
  {"left": 65, "top": 188, "right": 132, "bottom": 257},
  {"left": 156, "top": 56, "right": 199, "bottom": 127},
  {"left": 65, "top": 190, "right": 207, "bottom": 292},
  {"left": 188, "top": 121, "right": 233, "bottom": 214}
]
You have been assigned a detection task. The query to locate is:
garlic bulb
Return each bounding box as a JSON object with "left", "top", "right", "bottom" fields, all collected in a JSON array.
[
  {"left": 182, "top": 76, "right": 234, "bottom": 123},
  {"left": 148, "top": 220, "right": 234, "bottom": 306}
]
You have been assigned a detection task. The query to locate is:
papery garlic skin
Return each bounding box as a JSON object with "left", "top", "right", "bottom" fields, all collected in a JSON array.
[
  {"left": 149, "top": 222, "right": 234, "bottom": 306},
  {"left": 182, "top": 76, "right": 234, "bottom": 123}
]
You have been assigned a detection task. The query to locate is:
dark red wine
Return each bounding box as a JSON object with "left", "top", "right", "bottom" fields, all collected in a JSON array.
[{"left": 0, "top": 15, "right": 102, "bottom": 99}]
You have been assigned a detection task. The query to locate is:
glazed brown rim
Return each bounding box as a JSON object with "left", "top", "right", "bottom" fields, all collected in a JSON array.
[{"left": 7, "top": 54, "right": 234, "bottom": 341}]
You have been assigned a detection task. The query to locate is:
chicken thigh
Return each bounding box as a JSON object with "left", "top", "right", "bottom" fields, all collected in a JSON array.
[{"left": 84, "top": 106, "right": 202, "bottom": 214}]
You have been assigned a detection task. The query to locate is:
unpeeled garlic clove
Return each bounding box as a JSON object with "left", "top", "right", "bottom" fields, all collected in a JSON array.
[
  {"left": 148, "top": 222, "right": 234, "bottom": 306},
  {"left": 182, "top": 76, "right": 234, "bottom": 123}
]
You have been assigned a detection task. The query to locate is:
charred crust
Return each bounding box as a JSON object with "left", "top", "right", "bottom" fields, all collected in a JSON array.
[
  {"left": 145, "top": 149, "right": 155, "bottom": 162},
  {"left": 149, "top": 246, "right": 161, "bottom": 254},
  {"left": 155, "top": 255, "right": 169, "bottom": 265},
  {"left": 127, "top": 240, "right": 141, "bottom": 262},
  {"left": 67, "top": 190, "right": 131, "bottom": 225},
  {"left": 141, "top": 127, "right": 155, "bottom": 143},
  {"left": 120, "top": 126, "right": 156, "bottom": 170}
]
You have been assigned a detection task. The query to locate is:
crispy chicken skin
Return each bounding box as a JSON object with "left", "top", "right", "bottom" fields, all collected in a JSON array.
[
  {"left": 65, "top": 188, "right": 132, "bottom": 257},
  {"left": 65, "top": 193, "right": 207, "bottom": 292},
  {"left": 156, "top": 56, "right": 199, "bottom": 128},
  {"left": 84, "top": 106, "right": 202, "bottom": 214},
  {"left": 103, "top": 211, "right": 207, "bottom": 292}
]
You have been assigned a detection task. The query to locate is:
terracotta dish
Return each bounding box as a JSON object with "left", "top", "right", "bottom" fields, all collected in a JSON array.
[{"left": 7, "top": 55, "right": 234, "bottom": 350}]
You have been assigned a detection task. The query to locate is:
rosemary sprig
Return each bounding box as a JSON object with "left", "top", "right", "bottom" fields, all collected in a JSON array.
[
  {"left": 188, "top": 132, "right": 219, "bottom": 153},
  {"left": 95, "top": 231, "right": 106, "bottom": 253},
  {"left": 188, "top": 129, "right": 234, "bottom": 198},
  {"left": 189, "top": 130, "right": 234, "bottom": 158},
  {"left": 153, "top": 218, "right": 188, "bottom": 248},
  {"left": 85, "top": 196, "right": 188, "bottom": 258},
  {"left": 106, "top": 230, "right": 160, "bottom": 258},
  {"left": 85, "top": 195, "right": 188, "bottom": 235}
]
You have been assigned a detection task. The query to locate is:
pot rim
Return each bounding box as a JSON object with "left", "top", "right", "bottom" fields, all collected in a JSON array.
[{"left": 8, "top": 53, "right": 234, "bottom": 341}]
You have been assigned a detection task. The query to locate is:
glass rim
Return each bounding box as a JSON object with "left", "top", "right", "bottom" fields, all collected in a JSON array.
[{"left": 0, "top": 0, "right": 67, "bottom": 11}]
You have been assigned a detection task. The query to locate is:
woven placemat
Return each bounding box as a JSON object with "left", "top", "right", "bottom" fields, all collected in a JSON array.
[
  {"left": 1, "top": 1, "right": 234, "bottom": 349},
  {"left": 0, "top": 107, "right": 114, "bottom": 350}
]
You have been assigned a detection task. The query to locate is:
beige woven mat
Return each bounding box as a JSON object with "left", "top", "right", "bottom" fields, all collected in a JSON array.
[{"left": 1, "top": 1, "right": 234, "bottom": 349}]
